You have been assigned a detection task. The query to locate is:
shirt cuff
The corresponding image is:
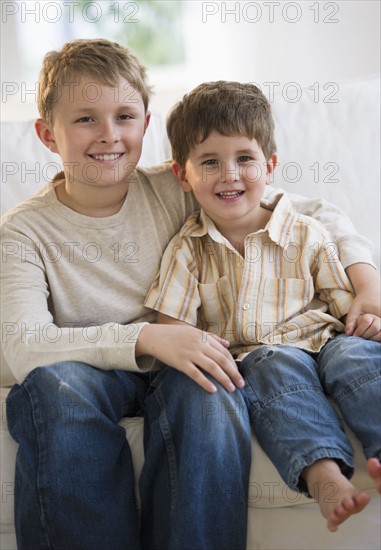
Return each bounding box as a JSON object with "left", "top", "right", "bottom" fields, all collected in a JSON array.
[{"left": 98, "top": 322, "right": 154, "bottom": 373}]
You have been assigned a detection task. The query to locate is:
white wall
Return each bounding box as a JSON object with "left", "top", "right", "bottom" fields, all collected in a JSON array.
[
  {"left": 150, "top": 0, "right": 380, "bottom": 116},
  {"left": 1, "top": 1, "right": 380, "bottom": 120},
  {"left": 184, "top": 0, "right": 380, "bottom": 83}
]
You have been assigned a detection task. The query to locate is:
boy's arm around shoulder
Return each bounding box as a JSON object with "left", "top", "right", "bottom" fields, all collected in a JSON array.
[
  {"left": 268, "top": 187, "right": 380, "bottom": 340},
  {"left": 265, "top": 186, "right": 375, "bottom": 269},
  {"left": 307, "top": 219, "right": 381, "bottom": 342}
]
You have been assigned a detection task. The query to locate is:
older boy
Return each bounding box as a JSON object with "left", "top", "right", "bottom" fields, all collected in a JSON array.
[
  {"left": 145, "top": 81, "right": 381, "bottom": 533},
  {"left": 1, "top": 41, "right": 379, "bottom": 549}
]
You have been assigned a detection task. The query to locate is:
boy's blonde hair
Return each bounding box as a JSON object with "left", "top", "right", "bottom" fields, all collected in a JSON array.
[
  {"left": 167, "top": 81, "right": 277, "bottom": 167},
  {"left": 38, "top": 38, "right": 153, "bottom": 124}
]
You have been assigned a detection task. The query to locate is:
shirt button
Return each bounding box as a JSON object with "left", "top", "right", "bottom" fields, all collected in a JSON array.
[{"left": 243, "top": 303, "right": 250, "bottom": 310}]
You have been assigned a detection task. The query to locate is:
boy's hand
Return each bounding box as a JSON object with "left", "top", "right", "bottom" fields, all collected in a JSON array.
[
  {"left": 345, "top": 264, "right": 381, "bottom": 341},
  {"left": 136, "top": 323, "right": 245, "bottom": 393},
  {"left": 345, "top": 293, "right": 381, "bottom": 342},
  {"left": 346, "top": 313, "right": 381, "bottom": 341}
]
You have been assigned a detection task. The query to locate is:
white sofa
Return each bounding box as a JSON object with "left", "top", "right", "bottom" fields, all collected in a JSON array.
[{"left": 1, "top": 76, "right": 380, "bottom": 549}]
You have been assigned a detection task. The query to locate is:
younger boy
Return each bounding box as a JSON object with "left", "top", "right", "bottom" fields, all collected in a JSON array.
[{"left": 145, "top": 81, "right": 381, "bottom": 533}]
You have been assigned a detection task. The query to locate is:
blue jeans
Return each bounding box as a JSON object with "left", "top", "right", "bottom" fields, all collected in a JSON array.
[
  {"left": 6, "top": 362, "right": 252, "bottom": 550},
  {"left": 240, "top": 334, "right": 381, "bottom": 494}
]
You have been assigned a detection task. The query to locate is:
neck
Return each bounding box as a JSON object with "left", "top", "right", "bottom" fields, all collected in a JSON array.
[
  {"left": 55, "top": 180, "right": 129, "bottom": 217},
  {"left": 215, "top": 207, "right": 272, "bottom": 254}
]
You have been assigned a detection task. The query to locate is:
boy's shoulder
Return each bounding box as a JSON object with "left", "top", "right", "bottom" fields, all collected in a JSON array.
[
  {"left": 136, "top": 162, "right": 198, "bottom": 211},
  {"left": 138, "top": 159, "right": 172, "bottom": 177},
  {"left": 1, "top": 180, "right": 55, "bottom": 232},
  {"left": 292, "top": 204, "right": 332, "bottom": 240},
  {"left": 137, "top": 161, "right": 177, "bottom": 190},
  {"left": 268, "top": 190, "right": 332, "bottom": 241},
  {"left": 159, "top": 210, "right": 205, "bottom": 255}
]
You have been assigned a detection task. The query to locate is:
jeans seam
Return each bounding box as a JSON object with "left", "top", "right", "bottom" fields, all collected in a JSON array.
[
  {"left": 333, "top": 372, "right": 381, "bottom": 404},
  {"left": 153, "top": 386, "right": 178, "bottom": 515},
  {"left": 249, "top": 399, "right": 295, "bottom": 470},
  {"left": 256, "top": 384, "right": 323, "bottom": 406},
  {"left": 23, "top": 380, "right": 54, "bottom": 550}
]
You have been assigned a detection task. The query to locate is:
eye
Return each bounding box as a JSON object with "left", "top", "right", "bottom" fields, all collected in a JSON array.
[
  {"left": 75, "top": 116, "right": 94, "bottom": 123},
  {"left": 202, "top": 159, "right": 218, "bottom": 165},
  {"left": 118, "top": 114, "right": 133, "bottom": 121},
  {"left": 237, "top": 155, "right": 253, "bottom": 163}
]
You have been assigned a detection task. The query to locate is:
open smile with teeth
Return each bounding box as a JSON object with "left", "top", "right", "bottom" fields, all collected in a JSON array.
[
  {"left": 90, "top": 153, "right": 124, "bottom": 161},
  {"left": 216, "top": 190, "right": 244, "bottom": 198}
]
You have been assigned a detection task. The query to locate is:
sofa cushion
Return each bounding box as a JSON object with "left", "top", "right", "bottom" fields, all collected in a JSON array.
[{"left": 271, "top": 75, "right": 380, "bottom": 269}]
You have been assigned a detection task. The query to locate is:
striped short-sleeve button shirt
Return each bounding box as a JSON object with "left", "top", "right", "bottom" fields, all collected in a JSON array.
[{"left": 145, "top": 192, "right": 354, "bottom": 358}]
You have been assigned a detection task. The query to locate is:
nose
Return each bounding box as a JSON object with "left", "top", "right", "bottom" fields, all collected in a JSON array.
[
  {"left": 98, "top": 120, "right": 120, "bottom": 144},
  {"left": 221, "top": 161, "right": 239, "bottom": 183}
]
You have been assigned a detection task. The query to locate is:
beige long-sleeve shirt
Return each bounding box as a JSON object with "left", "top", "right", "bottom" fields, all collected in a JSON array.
[
  {"left": 1, "top": 163, "right": 374, "bottom": 385},
  {"left": 145, "top": 193, "right": 355, "bottom": 357}
]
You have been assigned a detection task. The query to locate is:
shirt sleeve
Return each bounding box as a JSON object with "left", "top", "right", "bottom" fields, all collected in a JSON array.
[
  {"left": 264, "top": 186, "right": 376, "bottom": 270},
  {"left": 1, "top": 230, "right": 149, "bottom": 384},
  {"left": 145, "top": 233, "right": 200, "bottom": 326}
]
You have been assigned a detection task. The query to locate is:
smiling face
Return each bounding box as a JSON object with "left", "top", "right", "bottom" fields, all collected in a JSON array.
[
  {"left": 174, "top": 132, "right": 277, "bottom": 235},
  {"left": 37, "top": 76, "right": 150, "bottom": 195}
]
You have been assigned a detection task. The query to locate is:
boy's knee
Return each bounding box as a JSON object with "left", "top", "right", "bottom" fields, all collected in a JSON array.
[
  {"left": 241, "top": 345, "right": 308, "bottom": 372},
  {"left": 243, "top": 345, "right": 278, "bottom": 367},
  {"left": 24, "top": 361, "right": 91, "bottom": 388},
  {"left": 321, "top": 334, "right": 380, "bottom": 366},
  {"left": 156, "top": 367, "right": 248, "bottom": 419},
  {"left": 200, "top": 391, "right": 249, "bottom": 427}
]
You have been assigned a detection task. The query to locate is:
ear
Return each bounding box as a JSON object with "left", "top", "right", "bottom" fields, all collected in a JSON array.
[
  {"left": 265, "top": 153, "right": 278, "bottom": 184},
  {"left": 143, "top": 111, "right": 151, "bottom": 134},
  {"left": 172, "top": 162, "right": 192, "bottom": 192},
  {"left": 35, "top": 119, "right": 59, "bottom": 153}
]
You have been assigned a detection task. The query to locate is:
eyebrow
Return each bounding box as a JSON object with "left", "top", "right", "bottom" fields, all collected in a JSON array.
[
  {"left": 196, "top": 152, "right": 220, "bottom": 160},
  {"left": 196, "top": 148, "right": 259, "bottom": 160},
  {"left": 71, "top": 104, "right": 141, "bottom": 115}
]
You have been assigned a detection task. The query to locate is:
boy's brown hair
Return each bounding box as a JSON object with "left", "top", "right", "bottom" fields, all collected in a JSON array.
[
  {"left": 38, "top": 38, "right": 153, "bottom": 124},
  {"left": 167, "top": 81, "right": 277, "bottom": 167}
]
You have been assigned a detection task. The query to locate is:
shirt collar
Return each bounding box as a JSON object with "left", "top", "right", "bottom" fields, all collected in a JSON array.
[
  {"left": 264, "top": 192, "right": 298, "bottom": 248},
  {"left": 179, "top": 209, "right": 234, "bottom": 248},
  {"left": 180, "top": 191, "right": 297, "bottom": 249}
]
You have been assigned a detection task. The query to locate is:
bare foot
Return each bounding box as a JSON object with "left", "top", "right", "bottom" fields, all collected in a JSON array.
[
  {"left": 302, "top": 459, "right": 371, "bottom": 532},
  {"left": 367, "top": 458, "right": 381, "bottom": 494}
]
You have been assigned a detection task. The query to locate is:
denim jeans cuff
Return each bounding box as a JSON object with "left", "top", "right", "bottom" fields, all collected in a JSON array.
[{"left": 289, "top": 448, "right": 355, "bottom": 497}]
